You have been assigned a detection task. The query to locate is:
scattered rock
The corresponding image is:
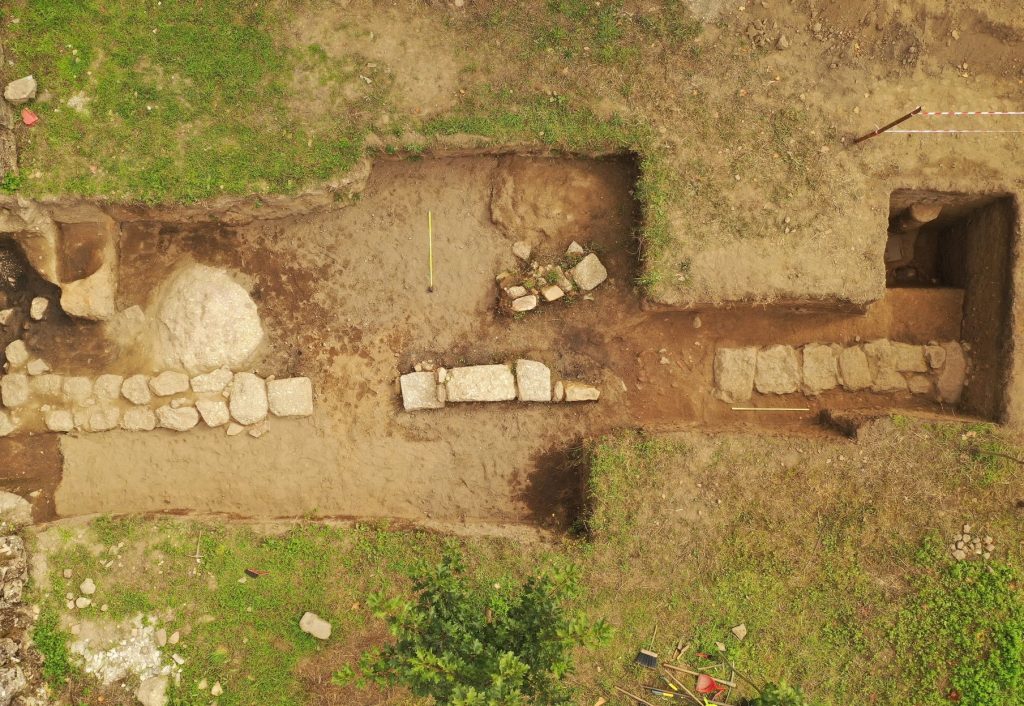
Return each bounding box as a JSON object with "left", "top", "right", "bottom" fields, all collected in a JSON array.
[
  {"left": 924, "top": 344, "right": 946, "bottom": 369},
  {"left": 74, "top": 597, "right": 91, "bottom": 609},
  {"left": 63, "top": 569, "right": 72, "bottom": 579},
  {"left": 79, "top": 578, "right": 96, "bottom": 595},
  {"left": 511, "top": 294, "right": 538, "bottom": 312},
  {"left": 446, "top": 365, "right": 516, "bottom": 402},
  {"left": 540, "top": 285, "right": 564, "bottom": 302},
  {"left": 936, "top": 341, "right": 966, "bottom": 404},
  {"left": 4, "top": 340, "right": 28, "bottom": 367},
  {"left": 88, "top": 407, "right": 120, "bottom": 432},
  {"left": 120, "top": 406, "right": 156, "bottom": 432},
  {"left": 267, "top": 377, "right": 314, "bottom": 417},
  {"left": 713, "top": 347, "right": 757, "bottom": 403},
  {"left": 515, "top": 360, "right": 552, "bottom": 402},
  {"left": 564, "top": 381, "right": 600, "bottom": 402},
  {"left": 62, "top": 376, "right": 93, "bottom": 403},
  {"left": 168, "top": 631, "right": 179, "bottom": 644},
  {"left": 152, "top": 263, "right": 265, "bottom": 374},
  {"left": 210, "top": 681, "right": 223, "bottom": 697},
  {"left": 505, "top": 285, "right": 528, "bottom": 299},
  {"left": 569, "top": 253, "right": 608, "bottom": 291},
  {"left": 3, "top": 75, "right": 37, "bottom": 105},
  {"left": 196, "top": 399, "right": 230, "bottom": 427},
  {"left": 226, "top": 423, "right": 245, "bottom": 436},
  {"left": 754, "top": 345, "right": 800, "bottom": 395},
  {"left": 400, "top": 371, "right": 444, "bottom": 411},
  {"left": 0, "top": 491, "right": 31, "bottom": 528},
  {"left": 25, "top": 359, "right": 50, "bottom": 376},
  {"left": 776, "top": 34, "right": 790, "bottom": 49},
  {"left": 149, "top": 371, "right": 189, "bottom": 397},
  {"left": 512, "top": 240, "right": 532, "bottom": 260},
  {"left": 121, "top": 375, "right": 152, "bottom": 405},
  {"left": 44, "top": 409, "right": 74, "bottom": 432},
  {"left": 838, "top": 346, "right": 871, "bottom": 391},
  {"left": 299, "top": 611, "right": 332, "bottom": 640},
  {"left": 566, "top": 241, "right": 585, "bottom": 256},
  {"left": 892, "top": 343, "right": 927, "bottom": 372},
  {"left": 731, "top": 623, "right": 747, "bottom": 641},
  {"left": 93, "top": 374, "right": 123, "bottom": 400},
  {"left": 136, "top": 675, "right": 169, "bottom": 706},
  {"left": 156, "top": 405, "right": 200, "bottom": 432},
  {"left": 1, "top": 374, "right": 29, "bottom": 407},
  {"left": 190, "top": 367, "right": 233, "bottom": 393},
  {"left": 801, "top": 343, "right": 838, "bottom": 395},
  {"left": 29, "top": 297, "right": 48, "bottom": 321}
]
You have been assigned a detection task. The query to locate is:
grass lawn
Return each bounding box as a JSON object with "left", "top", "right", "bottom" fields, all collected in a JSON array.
[{"left": 31, "top": 419, "right": 1024, "bottom": 705}]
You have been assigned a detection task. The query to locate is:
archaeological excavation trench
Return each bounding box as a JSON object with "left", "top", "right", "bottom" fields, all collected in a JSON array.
[{"left": 0, "top": 156, "right": 1017, "bottom": 530}]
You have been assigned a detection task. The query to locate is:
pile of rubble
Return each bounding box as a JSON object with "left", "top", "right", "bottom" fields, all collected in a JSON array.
[
  {"left": 400, "top": 359, "right": 600, "bottom": 411},
  {"left": 497, "top": 241, "right": 608, "bottom": 313},
  {"left": 0, "top": 345, "right": 313, "bottom": 437},
  {"left": 714, "top": 339, "right": 967, "bottom": 404},
  {"left": 949, "top": 523, "right": 995, "bottom": 561}
]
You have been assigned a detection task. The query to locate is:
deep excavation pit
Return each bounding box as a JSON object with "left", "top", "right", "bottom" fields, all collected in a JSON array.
[{"left": 0, "top": 158, "right": 1017, "bottom": 530}]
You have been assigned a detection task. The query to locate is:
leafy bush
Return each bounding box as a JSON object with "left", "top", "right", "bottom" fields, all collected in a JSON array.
[{"left": 364, "top": 548, "right": 609, "bottom": 705}]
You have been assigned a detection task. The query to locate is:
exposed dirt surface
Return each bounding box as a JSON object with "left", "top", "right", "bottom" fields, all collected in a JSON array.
[{"left": 12, "top": 156, "right": 982, "bottom": 529}]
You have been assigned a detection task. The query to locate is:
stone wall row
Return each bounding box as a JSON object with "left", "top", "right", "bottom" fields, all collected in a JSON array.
[
  {"left": 400, "top": 360, "right": 600, "bottom": 411},
  {"left": 714, "top": 340, "right": 967, "bottom": 404},
  {"left": 0, "top": 357, "right": 313, "bottom": 437}
]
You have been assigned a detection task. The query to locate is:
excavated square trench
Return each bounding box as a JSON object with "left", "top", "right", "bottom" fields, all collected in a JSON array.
[{"left": 0, "top": 160, "right": 1020, "bottom": 532}]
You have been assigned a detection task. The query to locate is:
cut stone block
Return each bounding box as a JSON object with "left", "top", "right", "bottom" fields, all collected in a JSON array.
[
  {"left": 190, "top": 368, "right": 233, "bottom": 393},
  {"left": 4, "top": 340, "right": 28, "bottom": 367},
  {"left": 511, "top": 295, "right": 538, "bottom": 312},
  {"left": 45, "top": 409, "right": 75, "bottom": 433},
  {"left": 936, "top": 341, "right": 967, "bottom": 404},
  {"left": 446, "top": 365, "right": 516, "bottom": 402},
  {"left": 515, "top": 360, "right": 552, "bottom": 402},
  {"left": 87, "top": 407, "right": 120, "bottom": 432},
  {"left": 229, "top": 372, "right": 268, "bottom": 424},
  {"left": 156, "top": 405, "right": 199, "bottom": 431},
  {"left": 801, "top": 343, "right": 838, "bottom": 396},
  {"left": 1, "top": 375, "right": 30, "bottom": 407},
  {"left": 121, "top": 375, "right": 152, "bottom": 405},
  {"left": 62, "top": 376, "right": 93, "bottom": 403},
  {"left": 570, "top": 253, "right": 608, "bottom": 291},
  {"left": 564, "top": 381, "right": 600, "bottom": 402},
  {"left": 892, "top": 343, "right": 928, "bottom": 372},
  {"left": 93, "top": 374, "right": 123, "bottom": 400},
  {"left": 196, "top": 399, "right": 230, "bottom": 427},
  {"left": 838, "top": 346, "right": 871, "bottom": 391},
  {"left": 150, "top": 371, "right": 189, "bottom": 397},
  {"left": 267, "top": 377, "right": 314, "bottom": 417},
  {"left": 121, "top": 406, "right": 156, "bottom": 431},
  {"left": 540, "top": 285, "right": 564, "bottom": 302},
  {"left": 713, "top": 347, "right": 757, "bottom": 403},
  {"left": 400, "top": 372, "right": 444, "bottom": 411},
  {"left": 754, "top": 345, "right": 800, "bottom": 395}
]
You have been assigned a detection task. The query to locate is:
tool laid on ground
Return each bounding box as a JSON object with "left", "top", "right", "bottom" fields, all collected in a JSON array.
[{"left": 427, "top": 210, "right": 435, "bottom": 293}]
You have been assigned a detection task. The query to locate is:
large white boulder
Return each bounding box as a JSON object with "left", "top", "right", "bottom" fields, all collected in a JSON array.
[{"left": 151, "top": 264, "right": 264, "bottom": 374}]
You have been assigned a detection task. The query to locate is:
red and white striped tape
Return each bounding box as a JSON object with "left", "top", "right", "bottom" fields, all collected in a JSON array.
[
  {"left": 921, "top": 110, "right": 1024, "bottom": 116},
  {"left": 889, "top": 128, "right": 1024, "bottom": 134}
]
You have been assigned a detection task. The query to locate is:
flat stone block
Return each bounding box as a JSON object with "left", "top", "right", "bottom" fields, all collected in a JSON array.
[
  {"left": 446, "top": 365, "right": 516, "bottom": 402},
  {"left": 400, "top": 372, "right": 444, "bottom": 411},
  {"left": 515, "top": 360, "right": 552, "bottom": 402},
  {"left": 267, "top": 377, "right": 314, "bottom": 417}
]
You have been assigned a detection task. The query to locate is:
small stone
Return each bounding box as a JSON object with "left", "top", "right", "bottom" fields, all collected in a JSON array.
[
  {"left": 226, "top": 423, "right": 245, "bottom": 436},
  {"left": 74, "top": 596, "right": 91, "bottom": 609},
  {"left": 196, "top": 399, "right": 230, "bottom": 427},
  {"left": 540, "top": 285, "right": 564, "bottom": 302},
  {"left": 512, "top": 241, "right": 532, "bottom": 260},
  {"left": 229, "top": 372, "right": 268, "bottom": 424},
  {"left": 299, "top": 611, "right": 332, "bottom": 640},
  {"left": 436, "top": 367, "right": 447, "bottom": 384},
  {"left": 955, "top": 540, "right": 964, "bottom": 549},
  {"left": 26, "top": 359, "right": 50, "bottom": 376},
  {"left": 692, "top": 315, "right": 702, "bottom": 329},
  {"left": 515, "top": 360, "right": 552, "bottom": 402},
  {"left": 29, "top": 297, "right": 48, "bottom": 321},
  {"left": 210, "top": 682, "right": 223, "bottom": 697},
  {"left": 511, "top": 295, "right": 538, "bottom": 312},
  {"left": 100, "top": 604, "right": 108, "bottom": 611},
  {"left": 63, "top": 569, "right": 72, "bottom": 579},
  {"left": 79, "top": 578, "right": 96, "bottom": 595},
  {"left": 1, "top": 374, "right": 30, "bottom": 407},
  {"left": 776, "top": 34, "right": 790, "bottom": 49},
  {"left": 197, "top": 679, "right": 208, "bottom": 690},
  {"left": 87, "top": 407, "right": 119, "bottom": 432},
  {"left": 505, "top": 285, "right": 528, "bottom": 298},
  {"left": 93, "top": 374, "right": 124, "bottom": 400},
  {"left": 156, "top": 405, "right": 200, "bottom": 431},
  {"left": 0, "top": 309, "right": 13, "bottom": 326},
  {"left": 731, "top": 623, "right": 747, "bottom": 641},
  {"left": 171, "top": 654, "right": 185, "bottom": 666},
  {"left": 169, "top": 630, "right": 180, "bottom": 644},
  {"left": 267, "top": 377, "right": 314, "bottom": 417},
  {"left": 924, "top": 344, "right": 946, "bottom": 369},
  {"left": 952, "top": 549, "right": 966, "bottom": 560},
  {"left": 190, "top": 367, "right": 233, "bottom": 393},
  {"left": 150, "top": 371, "right": 190, "bottom": 397},
  {"left": 62, "top": 376, "right": 93, "bottom": 403},
  {"left": 248, "top": 422, "right": 268, "bottom": 438},
  {"left": 566, "top": 241, "right": 585, "bottom": 256},
  {"left": 0, "top": 411, "right": 13, "bottom": 437},
  {"left": 553, "top": 380, "right": 565, "bottom": 402},
  {"left": 3, "top": 75, "right": 37, "bottom": 104},
  {"left": 121, "top": 374, "right": 152, "bottom": 404},
  {"left": 45, "top": 409, "right": 75, "bottom": 432},
  {"left": 714, "top": 347, "right": 757, "bottom": 403},
  {"left": 570, "top": 253, "right": 608, "bottom": 291},
  {"left": 564, "top": 381, "right": 600, "bottom": 402},
  {"left": 400, "top": 371, "right": 444, "bottom": 411},
  {"left": 4, "top": 340, "right": 29, "bottom": 367},
  {"left": 156, "top": 628, "right": 167, "bottom": 646},
  {"left": 963, "top": 523, "right": 971, "bottom": 533},
  {"left": 120, "top": 406, "right": 156, "bottom": 431}
]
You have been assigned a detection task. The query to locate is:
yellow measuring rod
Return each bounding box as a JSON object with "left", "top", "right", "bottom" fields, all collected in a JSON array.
[{"left": 428, "top": 211, "right": 434, "bottom": 293}]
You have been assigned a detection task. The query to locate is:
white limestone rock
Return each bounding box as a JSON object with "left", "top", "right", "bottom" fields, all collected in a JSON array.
[
  {"left": 540, "top": 285, "right": 564, "bottom": 302},
  {"left": 121, "top": 406, "right": 156, "bottom": 431},
  {"left": 515, "top": 360, "right": 552, "bottom": 402},
  {"left": 228, "top": 372, "right": 267, "bottom": 424},
  {"left": 713, "top": 347, "right": 757, "bottom": 403},
  {"left": 553, "top": 380, "right": 565, "bottom": 402},
  {"left": 156, "top": 405, "right": 199, "bottom": 431},
  {"left": 570, "top": 253, "right": 608, "bottom": 291},
  {"left": 566, "top": 241, "right": 585, "bottom": 256},
  {"left": 299, "top": 611, "right": 332, "bottom": 640},
  {"left": 512, "top": 240, "right": 532, "bottom": 260},
  {"left": 446, "top": 365, "right": 516, "bottom": 402},
  {"left": 3, "top": 76, "right": 37, "bottom": 105},
  {"left": 190, "top": 367, "right": 233, "bottom": 393},
  {"left": 25, "top": 359, "right": 50, "bottom": 376},
  {"left": 400, "top": 372, "right": 444, "bottom": 411},
  {"left": 149, "top": 371, "right": 189, "bottom": 397},
  {"left": 152, "top": 264, "right": 265, "bottom": 374},
  {"left": 29, "top": 297, "right": 48, "bottom": 321},
  {"left": 121, "top": 374, "right": 152, "bottom": 405},
  {"left": 44, "top": 409, "right": 74, "bottom": 433},
  {"left": 62, "top": 376, "right": 93, "bottom": 403},
  {"left": 511, "top": 295, "right": 538, "bottom": 312},
  {"left": 564, "top": 381, "right": 600, "bottom": 402},
  {"left": 4, "top": 340, "right": 28, "bottom": 368},
  {"left": 267, "top": 377, "right": 314, "bottom": 417},
  {"left": 1, "top": 375, "right": 30, "bottom": 407},
  {"left": 196, "top": 399, "right": 230, "bottom": 427},
  {"left": 93, "top": 374, "right": 123, "bottom": 400}
]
